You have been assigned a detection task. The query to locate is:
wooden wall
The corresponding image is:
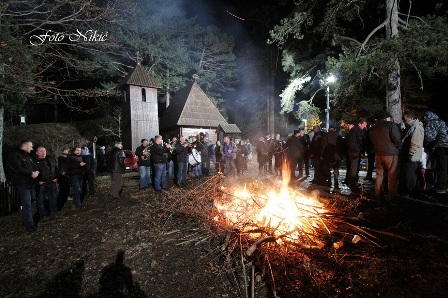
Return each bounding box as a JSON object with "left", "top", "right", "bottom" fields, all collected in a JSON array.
[
  {"left": 181, "top": 127, "right": 217, "bottom": 144},
  {"left": 122, "top": 85, "right": 159, "bottom": 150}
]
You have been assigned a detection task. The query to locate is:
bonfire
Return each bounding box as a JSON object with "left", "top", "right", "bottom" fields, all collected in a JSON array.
[{"left": 213, "top": 166, "right": 331, "bottom": 253}]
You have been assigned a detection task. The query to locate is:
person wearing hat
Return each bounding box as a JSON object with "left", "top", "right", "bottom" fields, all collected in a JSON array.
[
  {"left": 369, "top": 111, "right": 402, "bottom": 200},
  {"left": 345, "top": 118, "right": 368, "bottom": 192}
]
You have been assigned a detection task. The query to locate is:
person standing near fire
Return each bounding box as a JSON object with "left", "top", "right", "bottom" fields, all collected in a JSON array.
[
  {"left": 369, "top": 111, "right": 402, "bottom": 200},
  {"left": 345, "top": 118, "right": 368, "bottom": 193},
  {"left": 319, "top": 126, "right": 344, "bottom": 191},
  {"left": 273, "top": 134, "right": 285, "bottom": 176},
  {"left": 399, "top": 111, "right": 424, "bottom": 198},
  {"left": 285, "top": 128, "right": 306, "bottom": 184},
  {"left": 223, "top": 136, "right": 237, "bottom": 175}
]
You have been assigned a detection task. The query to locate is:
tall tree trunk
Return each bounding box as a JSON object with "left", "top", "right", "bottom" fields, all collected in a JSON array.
[
  {"left": 385, "top": 0, "right": 402, "bottom": 123},
  {"left": 0, "top": 107, "right": 6, "bottom": 183}
]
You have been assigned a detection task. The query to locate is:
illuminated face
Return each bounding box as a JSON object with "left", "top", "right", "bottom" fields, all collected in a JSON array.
[
  {"left": 22, "top": 142, "right": 33, "bottom": 153},
  {"left": 403, "top": 116, "right": 412, "bottom": 124},
  {"left": 180, "top": 136, "right": 185, "bottom": 143},
  {"left": 73, "top": 147, "right": 82, "bottom": 155},
  {"left": 359, "top": 122, "right": 367, "bottom": 130},
  {"left": 156, "top": 138, "right": 162, "bottom": 145},
  {"left": 142, "top": 140, "right": 149, "bottom": 147},
  {"left": 36, "top": 147, "right": 46, "bottom": 159}
]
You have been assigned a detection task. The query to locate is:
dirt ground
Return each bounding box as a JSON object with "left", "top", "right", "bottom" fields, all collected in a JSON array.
[{"left": 1, "top": 160, "right": 448, "bottom": 297}]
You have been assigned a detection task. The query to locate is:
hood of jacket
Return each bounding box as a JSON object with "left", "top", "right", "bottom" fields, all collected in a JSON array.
[
  {"left": 424, "top": 111, "right": 439, "bottom": 122},
  {"left": 81, "top": 146, "right": 90, "bottom": 155}
]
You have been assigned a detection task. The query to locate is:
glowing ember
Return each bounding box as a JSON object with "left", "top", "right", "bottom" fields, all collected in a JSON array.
[{"left": 214, "top": 164, "right": 329, "bottom": 245}]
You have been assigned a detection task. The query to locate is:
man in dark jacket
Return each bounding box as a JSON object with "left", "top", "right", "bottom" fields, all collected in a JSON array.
[
  {"left": 8, "top": 141, "right": 39, "bottom": 233},
  {"left": 151, "top": 135, "right": 171, "bottom": 191},
  {"left": 175, "top": 136, "right": 189, "bottom": 187},
  {"left": 201, "top": 137, "right": 210, "bottom": 176},
  {"left": 285, "top": 128, "right": 306, "bottom": 184},
  {"left": 34, "top": 146, "right": 59, "bottom": 219},
  {"left": 107, "top": 142, "right": 125, "bottom": 199},
  {"left": 81, "top": 146, "right": 96, "bottom": 200},
  {"left": 66, "top": 146, "right": 86, "bottom": 207},
  {"left": 256, "top": 136, "right": 269, "bottom": 175},
  {"left": 345, "top": 118, "right": 368, "bottom": 192},
  {"left": 135, "top": 139, "right": 151, "bottom": 190},
  {"left": 319, "top": 127, "right": 344, "bottom": 191},
  {"left": 423, "top": 111, "right": 448, "bottom": 193},
  {"left": 309, "top": 126, "right": 325, "bottom": 184},
  {"left": 369, "top": 111, "right": 402, "bottom": 200},
  {"left": 57, "top": 148, "right": 70, "bottom": 211}
]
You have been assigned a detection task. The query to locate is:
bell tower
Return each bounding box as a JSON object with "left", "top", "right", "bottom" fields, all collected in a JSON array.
[{"left": 120, "top": 53, "right": 160, "bottom": 150}]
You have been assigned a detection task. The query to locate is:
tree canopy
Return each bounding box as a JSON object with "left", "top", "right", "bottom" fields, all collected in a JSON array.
[{"left": 269, "top": 0, "right": 448, "bottom": 123}]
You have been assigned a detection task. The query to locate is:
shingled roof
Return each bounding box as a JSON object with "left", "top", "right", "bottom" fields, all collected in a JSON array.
[
  {"left": 119, "top": 64, "right": 159, "bottom": 88},
  {"left": 217, "top": 123, "right": 241, "bottom": 134},
  {"left": 159, "top": 81, "right": 228, "bottom": 129}
]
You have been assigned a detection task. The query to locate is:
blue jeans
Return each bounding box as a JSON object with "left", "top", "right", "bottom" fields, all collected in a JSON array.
[
  {"left": 18, "top": 184, "right": 34, "bottom": 228},
  {"left": 139, "top": 166, "right": 151, "bottom": 189},
  {"left": 153, "top": 163, "right": 167, "bottom": 190},
  {"left": 192, "top": 163, "right": 202, "bottom": 177},
  {"left": 36, "top": 182, "right": 58, "bottom": 217},
  {"left": 177, "top": 162, "right": 188, "bottom": 186},
  {"left": 168, "top": 160, "right": 174, "bottom": 181},
  {"left": 69, "top": 175, "right": 83, "bottom": 206}
]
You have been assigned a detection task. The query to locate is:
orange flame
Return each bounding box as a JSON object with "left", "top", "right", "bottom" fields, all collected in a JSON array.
[{"left": 214, "top": 161, "right": 328, "bottom": 244}]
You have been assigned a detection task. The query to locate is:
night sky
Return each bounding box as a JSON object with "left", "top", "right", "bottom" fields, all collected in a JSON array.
[{"left": 184, "top": 0, "right": 448, "bottom": 122}]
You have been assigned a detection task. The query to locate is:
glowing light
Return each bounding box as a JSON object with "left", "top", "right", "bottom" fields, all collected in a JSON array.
[{"left": 214, "top": 163, "right": 327, "bottom": 244}]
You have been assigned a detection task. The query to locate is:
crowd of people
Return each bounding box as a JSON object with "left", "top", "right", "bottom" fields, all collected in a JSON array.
[
  {"left": 255, "top": 110, "right": 447, "bottom": 202},
  {"left": 6, "top": 134, "right": 255, "bottom": 234},
  {"left": 135, "top": 134, "right": 253, "bottom": 190},
  {"left": 8, "top": 142, "right": 99, "bottom": 234},
  {"left": 6, "top": 110, "right": 447, "bottom": 234}
]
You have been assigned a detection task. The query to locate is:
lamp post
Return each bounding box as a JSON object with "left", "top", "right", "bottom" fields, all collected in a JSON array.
[{"left": 325, "top": 74, "right": 336, "bottom": 131}]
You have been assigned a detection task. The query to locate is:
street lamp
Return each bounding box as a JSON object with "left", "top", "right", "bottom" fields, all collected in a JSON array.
[{"left": 325, "top": 74, "right": 336, "bottom": 131}]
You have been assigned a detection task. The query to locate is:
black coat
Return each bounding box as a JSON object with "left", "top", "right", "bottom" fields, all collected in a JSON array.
[
  {"left": 150, "top": 143, "right": 168, "bottom": 164},
  {"left": 285, "top": 135, "right": 306, "bottom": 158},
  {"left": 175, "top": 142, "right": 189, "bottom": 163},
  {"left": 34, "top": 157, "right": 59, "bottom": 182},
  {"left": 107, "top": 147, "right": 125, "bottom": 173},
  {"left": 7, "top": 149, "right": 36, "bottom": 185},
  {"left": 66, "top": 154, "right": 85, "bottom": 176},
  {"left": 319, "top": 131, "right": 344, "bottom": 161},
  {"left": 346, "top": 126, "right": 364, "bottom": 155}
]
